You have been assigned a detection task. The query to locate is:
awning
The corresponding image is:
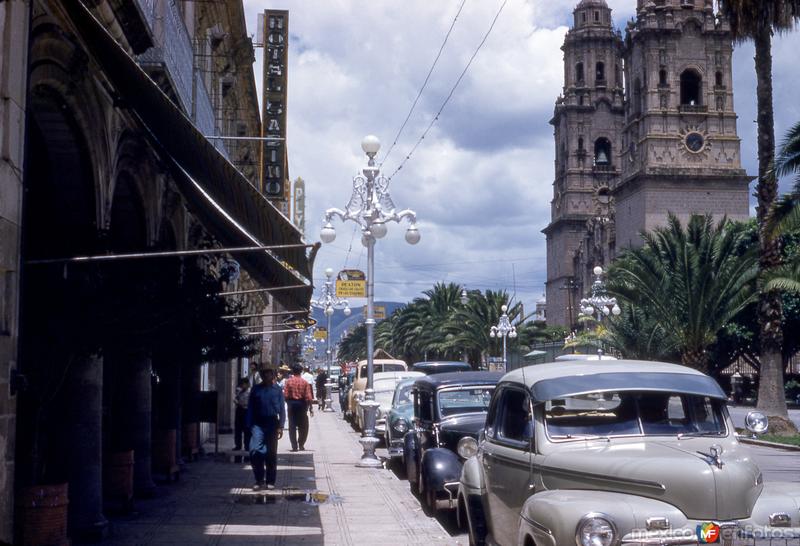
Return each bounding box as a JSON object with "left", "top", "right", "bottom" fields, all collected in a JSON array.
[{"left": 60, "top": 1, "right": 315, "bottom": 310}]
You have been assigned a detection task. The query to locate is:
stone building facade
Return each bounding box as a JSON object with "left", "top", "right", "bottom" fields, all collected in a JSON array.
[
  {"left": 0, "top": 1, "right": 312, "bottom": 542},
  {"left": 544, "top": 0, "right": 751, "bottom": 328}
]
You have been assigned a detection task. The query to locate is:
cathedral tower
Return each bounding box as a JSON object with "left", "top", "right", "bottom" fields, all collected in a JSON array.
[
  {"left": 544, "top": 0, "right": 625, "bottom": 328},
  {"left": 614, "top": 0, "right": 751, "bottom": 247}
]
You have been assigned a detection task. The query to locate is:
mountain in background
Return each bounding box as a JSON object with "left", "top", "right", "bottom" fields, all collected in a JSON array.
[{"left": 308, "top": 301, "right": 405, "bottom": 360}]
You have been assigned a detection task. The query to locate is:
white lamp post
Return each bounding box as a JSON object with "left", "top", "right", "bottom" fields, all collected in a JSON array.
[
  {"left": 579, "top": 266, "right": 621, "bottom": 321},
  {"left": 489, "top": 304, "right": 517, "bottom": 372},
  {"left": 311, "top": 268, "right": 351, "bottom": 412},
  {"left": 320, "top": 135, "right": 419, "bottom": 468}
]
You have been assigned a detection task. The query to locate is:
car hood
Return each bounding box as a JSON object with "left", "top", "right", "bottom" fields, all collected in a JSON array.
[
  {"left": 540, "top": 439, "right": 761, "bottom": 520},
  {"left": 439, "top": 413, "right": 487, "bottom": 435},
  {"left": 389, "top": 404, "right": 413, "bottom": 422}
]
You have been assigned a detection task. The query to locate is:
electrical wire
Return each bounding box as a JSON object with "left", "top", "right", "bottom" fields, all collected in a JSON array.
[
  {"left": 385, "top": 0, "right": 509, "bottom": 182},
  {"left": 379, "top": 0, "right": 468, "bottom": 168}
]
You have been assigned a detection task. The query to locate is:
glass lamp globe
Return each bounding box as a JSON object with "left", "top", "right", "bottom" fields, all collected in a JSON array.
[
  {"left": 489, "top": 330, "right": 496, "bottom": 338},
  {"left": 593, "top": 265, "right": 604, "bottom": 276},
  {"left": 612, "top": 304, "right": 621, "bottom": 316},
  {"left": 603, "top": 306, "right": 611, "bottom": 316},
  {"left": 501, "top": 304, "right": 508, "bottom": 313},
  {"left": 361, "top": 135, "right": 381, "bottom": 155},
  {"left": 584, "top": 305, "right": 594, "bottom": 315},
  {"left": 510, "top": 330, "right": 518, "bottom": 339},
  {"left": 405, "top": 224, "right": 421, "bottom": 245},
  {"left": 343, "top": 307, "right": 352, "bottom": 316},
  {"left": 325, "top": 306, "right": 334, "bottom": 317},
  {"left": 361, "top": 234, "right": 371, "bottom": 247},
  {"left": 325, "top": 267, "right": 334, "bottom": 278},
  {"left": 370, "top": 221, "right": 388, "bottom": 239},
  {"left": 320, "top": 223, "right": 336, "bottom": 243}
]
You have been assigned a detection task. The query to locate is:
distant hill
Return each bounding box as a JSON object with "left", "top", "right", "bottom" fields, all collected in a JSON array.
[{"left": 309, "top": 301, "right": 405, "bottom": 360}]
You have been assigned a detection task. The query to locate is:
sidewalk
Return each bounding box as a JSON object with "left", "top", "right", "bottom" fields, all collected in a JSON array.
[{"left": 101, "top": 403, "right": 463, "bottom": 545}]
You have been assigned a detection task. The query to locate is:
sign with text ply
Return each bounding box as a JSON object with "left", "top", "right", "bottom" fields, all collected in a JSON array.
[{"left": 336, "top": 269, "right": 366, "bottom": 298}]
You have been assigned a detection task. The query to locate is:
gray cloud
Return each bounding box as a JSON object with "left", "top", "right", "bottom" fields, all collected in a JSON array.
[{"left": 242, "top": 0, "right": 800, "bottom": 307}]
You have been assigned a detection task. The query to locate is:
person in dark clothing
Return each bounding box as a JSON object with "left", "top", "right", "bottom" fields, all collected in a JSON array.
[
  {"left": 245, "top": 369, "right": 285, "bottom": 490},
  {"left": 315, "top": 368, "right": 329, "bottom": 410},
  {"left": 283, "top": 364, "right": 314, "bottom": 451},
  {"left": 233, "top": 378, "right": 251, "bottom": 451}
]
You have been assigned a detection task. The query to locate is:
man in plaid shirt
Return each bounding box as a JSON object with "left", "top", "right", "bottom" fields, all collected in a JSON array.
[{"left": 283, "top": 364, "right": 314, "bottom": 451}]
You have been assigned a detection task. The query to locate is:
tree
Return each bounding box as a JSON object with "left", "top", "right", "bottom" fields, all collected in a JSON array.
[
  {"left": 716, "top": 0, "right": 800, "bottom": 418},
  {"left": 608, "top": 215, "right": 758, "bottom": 374}
]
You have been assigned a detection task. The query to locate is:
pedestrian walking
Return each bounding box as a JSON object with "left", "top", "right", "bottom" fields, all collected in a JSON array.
[
  {"left": 245, "top": 368, "right": 285, "bottom": 490},
  {"left": 233, "top": 378, "right": 251, "bottom": 451},
  {"left": 315, "top": 368, "right": 328, "bottom": 410},
  {"left": 283, "top": 364, "right": 314, "bottom": 451},
  {"left": 248, "top": 362, "right": 262, "bottom": 387}
]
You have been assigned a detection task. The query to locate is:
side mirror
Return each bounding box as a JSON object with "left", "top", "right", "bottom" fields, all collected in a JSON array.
[{"left": 744, "top": 411, "right": 769, "bottom": 436}]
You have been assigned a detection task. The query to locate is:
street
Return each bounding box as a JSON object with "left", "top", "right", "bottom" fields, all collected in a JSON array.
[
  {"left": 728, "top": 406, "right": 800, "bottom": 430},
  {"left": 97, "top": 401, "right": 799, "bottom": 545}
]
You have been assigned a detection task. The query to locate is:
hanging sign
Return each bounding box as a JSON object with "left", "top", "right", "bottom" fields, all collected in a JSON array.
[{"left": 335, "top": 269, "right": 366, "bottom": 298}]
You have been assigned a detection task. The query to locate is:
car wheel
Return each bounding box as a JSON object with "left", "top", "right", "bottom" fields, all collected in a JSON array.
[
  {"left": 425, "top": 485, "right": 438, "bottom": 517},
  {"left": 466, "top": 495, "right": 487, "bottom": 546}
]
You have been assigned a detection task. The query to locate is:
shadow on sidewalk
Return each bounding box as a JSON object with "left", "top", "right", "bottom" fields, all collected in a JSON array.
[{"left": 98, "top": 446, "right": 328, "bottom": 545}]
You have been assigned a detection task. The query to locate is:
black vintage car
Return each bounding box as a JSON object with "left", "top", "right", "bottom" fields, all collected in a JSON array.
[
  {"left": 338, "top": 370, "right": 355, "bottom": 413},
  {"left": 403, "top": 372, "right": 502, "bottom": 514}
]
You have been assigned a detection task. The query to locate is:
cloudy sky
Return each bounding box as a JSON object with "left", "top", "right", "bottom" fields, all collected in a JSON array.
[{"left": 242, "top": 0, "right": 800, "bottom": 310}]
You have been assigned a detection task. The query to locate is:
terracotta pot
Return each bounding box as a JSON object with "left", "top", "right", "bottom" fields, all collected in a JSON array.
[
  {"left": 152, "top": 428, "right": 178, "bottom": 479},
  {"left": 16, "top": 483, "right": 70, "bottom": 546},
  {"left": 104, "top": 450, "right": 134, "bottom": 501},
  {"left": 182, "top": 422, "right": 199, "bottom": 458}
]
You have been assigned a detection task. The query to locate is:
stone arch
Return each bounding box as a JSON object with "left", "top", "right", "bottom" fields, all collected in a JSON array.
[
  {"left": 680, "top": 68, "right": 703, "bottom": 105},
  {"left": 594, "top": 137, "right": 612, "bottom": 166},
  {"left": 109, "top": 133, "right": 161, "bottom": 245}
]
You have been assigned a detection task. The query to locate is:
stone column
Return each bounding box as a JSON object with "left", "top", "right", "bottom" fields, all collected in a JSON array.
[
  {"left": 0, "top": 1, "right": 30, "bottom": 541},
  {"left": 65, "top": 355, "right": 108, "bottom": 540},
  {"left": 215, "top": 360, "right": 234, "bottom": 434},
  {"left": 128, "top": 355, "right": 155, "bottom": 497}
]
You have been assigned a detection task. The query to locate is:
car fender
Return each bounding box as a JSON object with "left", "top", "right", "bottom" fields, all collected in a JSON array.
[
  {"left": 459, "top": 454, "right": 484, "bottom": 494},
  {"left": 404, "top": 431, "right": 419, "bottom": 483},
  {"left": 519, "top": 489, "right": 688, "bottom": 546},
  {"left": 738, "top": 482, "right": 800, "bottom": 530},
  {"left": 421, "top": 448, "right": 462, "bottom": 492}
]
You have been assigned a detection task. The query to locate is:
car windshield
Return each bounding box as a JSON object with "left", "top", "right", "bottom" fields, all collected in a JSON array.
[
  {"left": 393, "top": 384, "right": 413, "bottom": 408},
  {"left": 438, "top": 387, "right": 494, "bottom": 418},
  {"left": 360, "top": 363, "right": 405, "bottom": 378},
  {"left": 544, "top": 391, "right": 727, "bottom": 439}
]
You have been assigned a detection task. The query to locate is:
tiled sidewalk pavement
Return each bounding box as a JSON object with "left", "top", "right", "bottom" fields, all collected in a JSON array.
[{"left": 101, "top": 404, "right": 463, "bottom": 545}]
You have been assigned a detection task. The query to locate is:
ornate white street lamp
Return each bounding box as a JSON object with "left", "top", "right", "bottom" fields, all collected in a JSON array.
[
  {"left": 320, "top": 135, "right": 419, "bottom": 468},
  {"left": 579, "top": 266, "right": 621, "bottom": 321},
  {"left": 311, "top": 268, "right": 351, "bottom": 412},
  {"left": 489, "top": 304, "right": 517, "bottom": 372}
]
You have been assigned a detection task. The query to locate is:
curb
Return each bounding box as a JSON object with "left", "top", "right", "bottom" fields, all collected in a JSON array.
[{"left": 739, "top": 437, "right": 800, "bottom": 451}]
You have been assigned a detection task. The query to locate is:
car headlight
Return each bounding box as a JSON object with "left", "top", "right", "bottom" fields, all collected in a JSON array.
[
  {"left": 393, "top": 420, "right": 408, "bottom": 433},
  {"left": 745, "top": 411, "right": 769, "bottom": 435},
  {"left": 576, "top": 513, "right": 616, "bottom": 546},
  {"left": 457, "top": 436, "right": 479, "bottom": 459}
]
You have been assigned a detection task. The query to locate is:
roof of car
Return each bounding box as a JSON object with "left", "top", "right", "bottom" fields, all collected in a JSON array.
[
  {"left": 411, "top": 361, "right": 473, "bottom": 372},
  {"left": 501, "top": 360, "right": 725, "bottom": 402},
  {"left": 372, "top": 371, "right": 424, "bottom": 382},
  {"left": 413, "top": 371, "right": 504, "bottom": 390},
  {"left": 356, "top": 359, "right": 407, "bottom": 367}
]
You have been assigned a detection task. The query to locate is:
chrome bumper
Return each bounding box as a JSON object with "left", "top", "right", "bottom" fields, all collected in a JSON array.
[{"left": 429, "top": 481, "right": 460, "bottom": 511}]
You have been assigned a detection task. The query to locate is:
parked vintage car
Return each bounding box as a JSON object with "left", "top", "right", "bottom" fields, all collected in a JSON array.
[
  {"left": 554, "top": 353, "right": 618, "bottom": 361},
  {"left": 412, "top": 361, "right": 473, "bottom": 375},
  {"left": 345, "top": 359, "right": 407, "bottom": 420},
  {"left": 338, "top": 370, "right": 356, "bottom": 413},
  {"left": 328, "top": 368, "right": 342, "bottom": 392},
  {"left": 404, "top": 372, "right": 503, "bottom": 514},
  {"left": 385, "top": 377, "right": 419, "bottom": 462},
  {"left": 353, "top": 371, "right": 423, "bottom": 432},
  {"left": 458, "top": 360, "right": 797, "bottom": 546}
]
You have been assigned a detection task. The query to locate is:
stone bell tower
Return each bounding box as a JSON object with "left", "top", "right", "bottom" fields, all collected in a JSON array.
[
  {"left": 614, "top": 0, "right": 751, "bottom": 248},
  {"left": 543, "top": 0, "right": 625, "bottom": 328}
]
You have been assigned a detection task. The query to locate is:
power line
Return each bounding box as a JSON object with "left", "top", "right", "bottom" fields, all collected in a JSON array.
[
  {"left": 379, "top": 0, "right": 468, "bottom": 168},
  {"left": 386, "top": 0, "right": 509, "bottom": 182}
]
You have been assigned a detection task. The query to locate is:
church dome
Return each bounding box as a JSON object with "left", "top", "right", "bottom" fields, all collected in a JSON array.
[{"left": 577, "top": 0, "right": 609, "bottom": 6}]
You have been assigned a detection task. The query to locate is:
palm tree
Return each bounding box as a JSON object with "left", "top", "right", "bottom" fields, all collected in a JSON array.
[
  {"left": 716, "top": 0, "right": 800, "bottom": 418},
  {"left": 608, "top": 215, "right": 758, "bottom": 373},
  {"left": 338, "top": 323, "right": 367, "bottom": 362}
]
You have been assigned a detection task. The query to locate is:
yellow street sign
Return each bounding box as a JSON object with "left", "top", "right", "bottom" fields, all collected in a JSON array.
[{"left": 336, "top": 269, "right": 366, "bottom": 298}]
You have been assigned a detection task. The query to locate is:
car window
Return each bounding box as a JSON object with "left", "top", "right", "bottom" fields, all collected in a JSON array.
[
  {"left": 437, "top": 387, "right": 493, "bottom": 418},
  {"left": 393, "top": 383, "right": 413, "bottom": 407},
  {"left": 545, "top": 391, "right": 727, "bottom": 439},
  {"left": 495, "top": 389, "right": 533, "bottom": 446},
  {"left": 416, "top": 390, "right": 433, "bottom": 421},
  {"left": 375, "top": 390, "right": 394, "bottom": 407}
]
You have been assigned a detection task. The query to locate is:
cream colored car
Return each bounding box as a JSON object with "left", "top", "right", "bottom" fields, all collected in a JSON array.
[
  {"left": 345, "top": 359, "right": 407, "bottom": 421},
  {"left": 458, "top": 360, "right": 798, "bottom": 546},
  {"left": 353, "top": 370, "right": 423, "bottom": 433}
]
